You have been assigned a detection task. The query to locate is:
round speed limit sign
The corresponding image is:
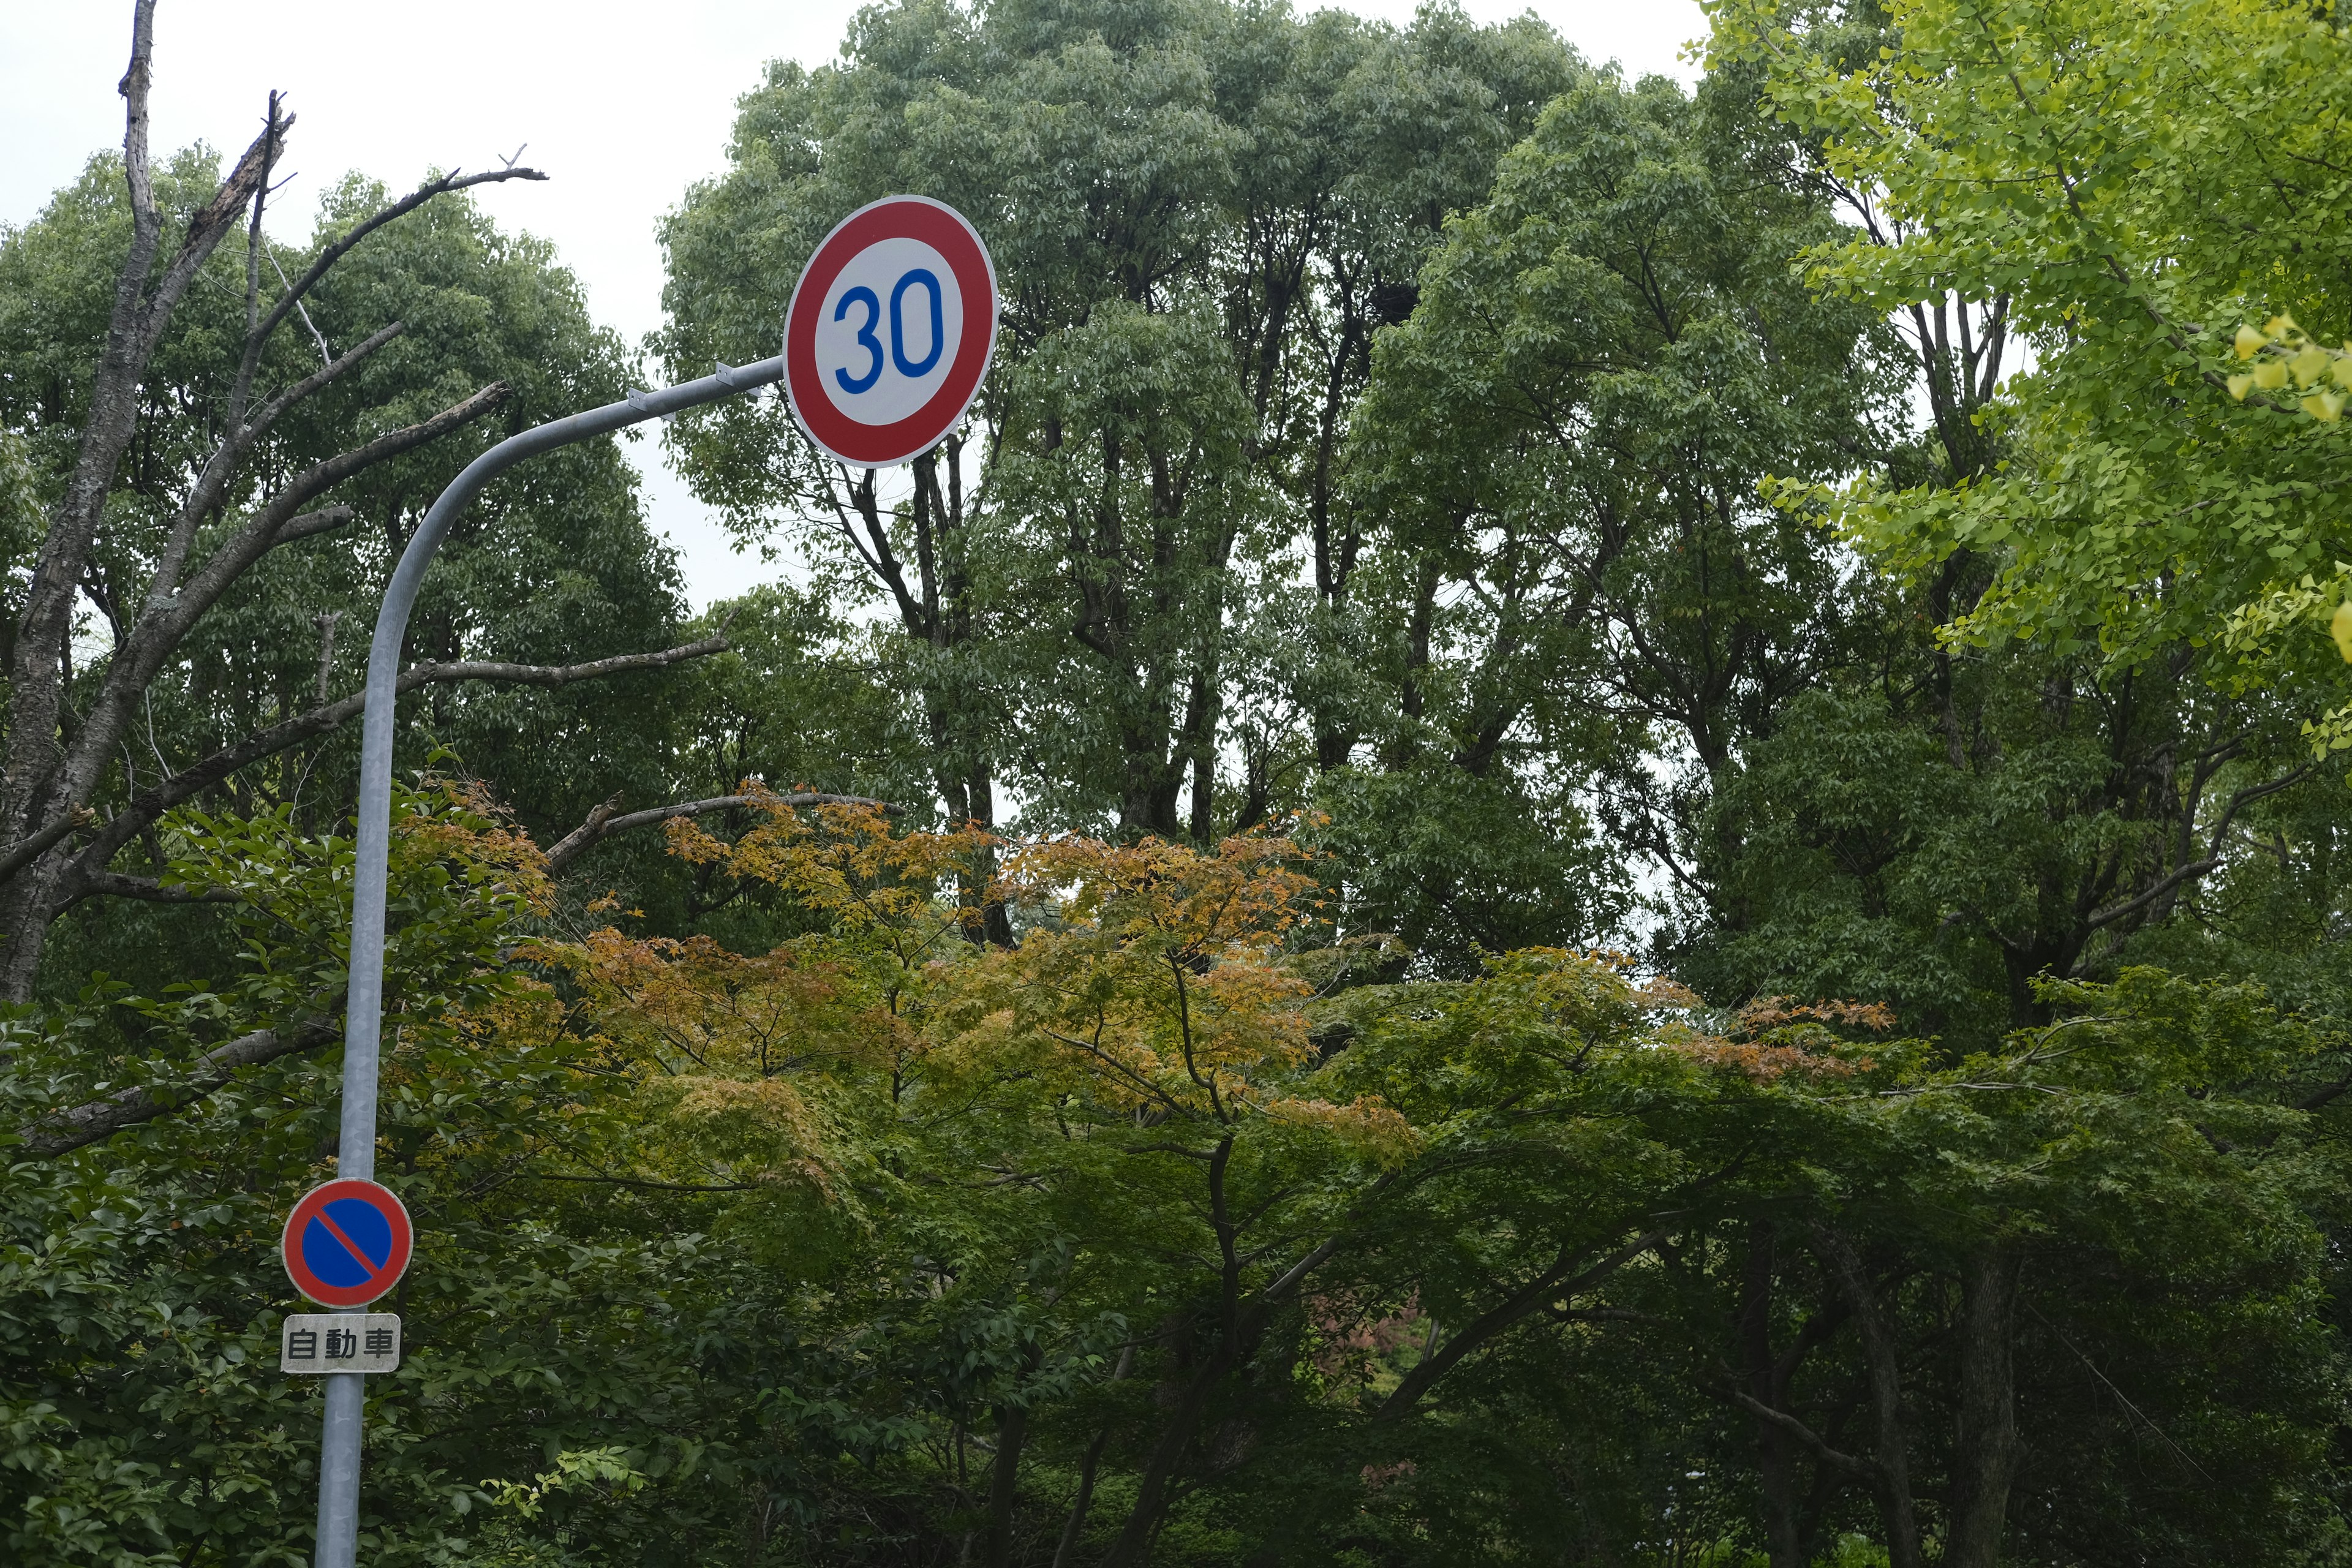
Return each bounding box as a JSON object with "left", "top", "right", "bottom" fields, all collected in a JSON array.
[{"left": 782, "top": 195, "right": 998, "bottom": 469}]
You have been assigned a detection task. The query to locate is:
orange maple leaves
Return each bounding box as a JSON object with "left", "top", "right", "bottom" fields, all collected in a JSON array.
[{"left": 540, "top": 790, "right": 1418, "bottom": 1185}]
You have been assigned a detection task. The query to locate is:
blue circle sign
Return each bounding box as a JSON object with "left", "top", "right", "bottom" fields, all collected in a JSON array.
[{"left": 281, "top": 1178, "right": 413, "bottom": 1307}]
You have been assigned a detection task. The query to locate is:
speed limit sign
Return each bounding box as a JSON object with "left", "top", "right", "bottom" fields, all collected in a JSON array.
[{"left": 782, "top": 195, "right": 999, "bottom": 468}]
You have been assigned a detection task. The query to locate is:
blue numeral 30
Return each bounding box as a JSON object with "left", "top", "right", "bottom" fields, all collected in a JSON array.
[{"left": 835, "top": 269, "right": 946, "bottom": 394}]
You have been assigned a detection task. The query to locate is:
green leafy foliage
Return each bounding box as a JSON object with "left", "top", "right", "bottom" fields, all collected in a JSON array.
[
  {"left": 12, "top": 1, "right": 2352, "bottom": 1563},
  {"left": 1705, "top": 0, "right": 2352, "bottom": 682},
  {"left": 1338, "top": 59, "right": 1905, "bottom": 971},
  {"left": 658, "top": 0, "right": 1582, "bottom": 843}
]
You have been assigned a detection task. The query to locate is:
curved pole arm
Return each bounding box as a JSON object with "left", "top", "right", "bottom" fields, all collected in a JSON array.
[
  {"left": 339, "top": 354, "right": 781, "bottom": 1179},
  {"left": 313, "top": 354, "right": 780, "bottom": 1568}
]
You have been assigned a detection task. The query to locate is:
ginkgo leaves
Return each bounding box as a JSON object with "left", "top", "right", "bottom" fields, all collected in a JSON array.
[
  {"left": 1707, "top": 0, "right": 2352, "bottom": 681},
  {"left": 2215, "top": 316, "right": 2352, "bottom": 670},
  {"left": 2229, "top": 315, "right": 2352, "bottom": 422}
]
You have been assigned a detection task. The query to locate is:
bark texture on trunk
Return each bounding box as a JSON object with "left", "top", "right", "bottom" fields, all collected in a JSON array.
[
  {"left": 1945, "top": 1242, "right": 2023, "bottom": 1568},
  {"left": 984, "top": 1400, "right": 1030, "bottom": 1568},
  {"left": 1813, "top": 1229, "right": 1924, "bottom": 1568},
  {"left": 1742, "top": 1224, "right": 1804, "bottom": 1568}
]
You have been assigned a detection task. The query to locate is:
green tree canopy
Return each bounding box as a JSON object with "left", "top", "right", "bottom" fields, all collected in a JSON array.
[
  {"left": 1705, "top": 0, "right": 2352, "bottom": 684},
  {"left": 659, "top": 0, "right": 1579, "bottom": 850}
]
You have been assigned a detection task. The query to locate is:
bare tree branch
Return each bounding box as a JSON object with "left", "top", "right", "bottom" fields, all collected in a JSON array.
[
  {"left": 75, "top": 871, "right": 241, "bottom": 905},
  {"left": 2080, "top": 764, "right": 2313, "bottom": 937},
  {"left": 135, "top": 114, "right": 286, "bottom": 374},
  {"left": 153, "top": 381, "right": 513, "bottom": 650},
  {"left": 279, "top": 506, "right": 356, "bottom": 546},
  {"left": 0, "top": 807, "right": 94, "bottom": 884},
  {"left": 268, "top": 244, "right": 333, "bottom": 364},
  {"left": 0, "top": 17, "right": 562, "bottom": 1002},
  {"left": 417, "top": 636, "right": 730, "bottom": 690},
  {"left": 224, "top": 91, "right": 287, "bottom": 435},
  {"left": 1376, "top": 1227, "right": 1667, "bottom": 1423},
  {"left": 60, "top": 635, "right": 734, "bottom": 903},
  {"left": 148, "top": 318, "right": 403, "bottom": 608},
  {"left": 116, "top": 2, "right": 157, "bottom": 248},
  {"left": 1727, "top": 1390, "right": 1883, "bottom": 1483},
  {"left": 544, "top": 791, "right": 627, "bottom": 872},
  {"left": 258, "top": 165, "right": 548, "bottom": 350},
  {"left": 2, "top": 9, "right": 282, "bottom": 863},
  {"left": 0, "top": 382, "right": 526, "bottom": 961}
]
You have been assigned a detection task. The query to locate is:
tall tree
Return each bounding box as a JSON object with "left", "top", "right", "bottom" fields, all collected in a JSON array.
[
  {"left": 658, "top": 0, "right": 1577, "bottom": 845},
  {"left": 1704, "top": 0, "right": 2352, "bottom": 690},
  {"left": 1338, "top": 64, "right": 1905, "bottom": 968}
]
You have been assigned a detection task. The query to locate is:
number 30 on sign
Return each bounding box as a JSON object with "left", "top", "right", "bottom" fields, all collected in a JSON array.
[{"left": 783, "top": 195, "right": 998, "bottom": 470}]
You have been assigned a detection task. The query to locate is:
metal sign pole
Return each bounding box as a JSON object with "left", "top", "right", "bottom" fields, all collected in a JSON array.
[{"left": 312, "top": 355, "right": 782, "bottom": 1568}]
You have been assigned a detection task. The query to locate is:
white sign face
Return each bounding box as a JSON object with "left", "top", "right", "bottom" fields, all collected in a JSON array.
[
  {"left": 813, "top": 236, "right": 968, "bottom": 428},
  {"left": 282, "top": 1312, "right": 401, "bottom": 1374}
]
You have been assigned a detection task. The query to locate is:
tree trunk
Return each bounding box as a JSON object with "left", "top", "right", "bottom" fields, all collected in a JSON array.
[
  {"left": 2, "top": 1, "right": 164, "bottom": 869},
  {"left": 1099, "top": 1139, "right": 1242, "bottom": 1566},
  {"left": 1096, "top": 1351, "right": 1223, "bottom": 1567},
  {"left": 984, "top": 1400, "right": 1029, "bottom": 1568},
  {"left": 1741, "top": 1224, "right": 1804, "bottom": 1568},
  {"left": 1052, "top": 1426, "right": 1111, "bottom": 1568},
  {"left": 1813, "top": 1229, "right": 1923, "bottom": 1568},
  {"left": 1945, "top": 1242, "right": 2022, "bottom": 1568}
]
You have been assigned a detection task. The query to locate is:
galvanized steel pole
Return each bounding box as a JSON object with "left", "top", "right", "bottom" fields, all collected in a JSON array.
[{"left": 311, "top": 355, "right": 783, "bottom": 1568}]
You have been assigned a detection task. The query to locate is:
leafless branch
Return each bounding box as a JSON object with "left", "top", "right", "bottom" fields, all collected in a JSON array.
[
  {"left": 1727, "top": 1390, "right": 1883, "bottom": 1482},
  {"left": 311, "top": 609, "right": 344, "bottom": 703},
  {"left": 1376, "top": 1227, "right": 1667, "bottom": 1422},
  {"left": 0, "top": 807, "right": 94, "bottom": 884},
  {"left": 258, "top": 165, "right": 548, "bottom": 351},
  {"left": 156, "top": 316, "right": 396, "bottom": 596},
  {"left": 0, "top": 15, "right": 565, "bottom": 1001},
  {"left": 2080, "top": 764, "right": 2313, "bottom": 937},
  {"left": 157, "top": 380, "right": 512, "bottom": 644},
  {"left": 422, "top": 636, "right": 729, "bottom": 690},
  {"left": 2, "top": 9, "right": 282, "bottom": 876},
  {"left": 75, "top": 871, "right": 241, "bottom": 905},
  {"left": 4, "top": 384, "right": 521, "bottom": 914},
  {"left": 268, "top": 243, "right": 333, "bottom": 364},
  {"left": 60, "top": 635, "right": 735, "bottom": 903},
  {"left": 281, "top": 507, "right": 356, "bottom": 546},
  {"left": 225, "top": 91, "right": 287, "bottom": 432}
]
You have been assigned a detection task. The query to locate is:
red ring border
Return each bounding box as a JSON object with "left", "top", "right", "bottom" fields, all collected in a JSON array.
[
  {"left": 783, "top": 195, "right": 998, "bottom": 469},
  {"left": 281, "top": 1177, "right": 413, "bottom": 1308}
]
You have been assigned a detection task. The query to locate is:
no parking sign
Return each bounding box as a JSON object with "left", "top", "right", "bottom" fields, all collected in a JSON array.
[
  {"left": 783, "top": 195, "right": 998, "bottom": 469},
  {"left": 281, "top": 1177, "right": 413, "bottom": 1308}
]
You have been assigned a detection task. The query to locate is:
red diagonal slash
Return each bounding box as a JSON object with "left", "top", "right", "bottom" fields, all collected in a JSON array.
[{"left": 309, "top": 1208, "right": 386, "bottom": 1285}]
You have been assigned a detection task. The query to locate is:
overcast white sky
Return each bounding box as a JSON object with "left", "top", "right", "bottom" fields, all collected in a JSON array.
[{"left": 1, "top": 0, "right": 1705, "bottom": 608}]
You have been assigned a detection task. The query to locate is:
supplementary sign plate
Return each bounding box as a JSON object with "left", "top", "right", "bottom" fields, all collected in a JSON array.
[
  {"left": 281, "top": 1177, "right": 413, "bottom": 1308},
  {"left": 783, "top": 194, "right": 998, "bottom": 469},
  {"left": 282, "top": 1312, "right": 401, "bottom": 1374}
]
